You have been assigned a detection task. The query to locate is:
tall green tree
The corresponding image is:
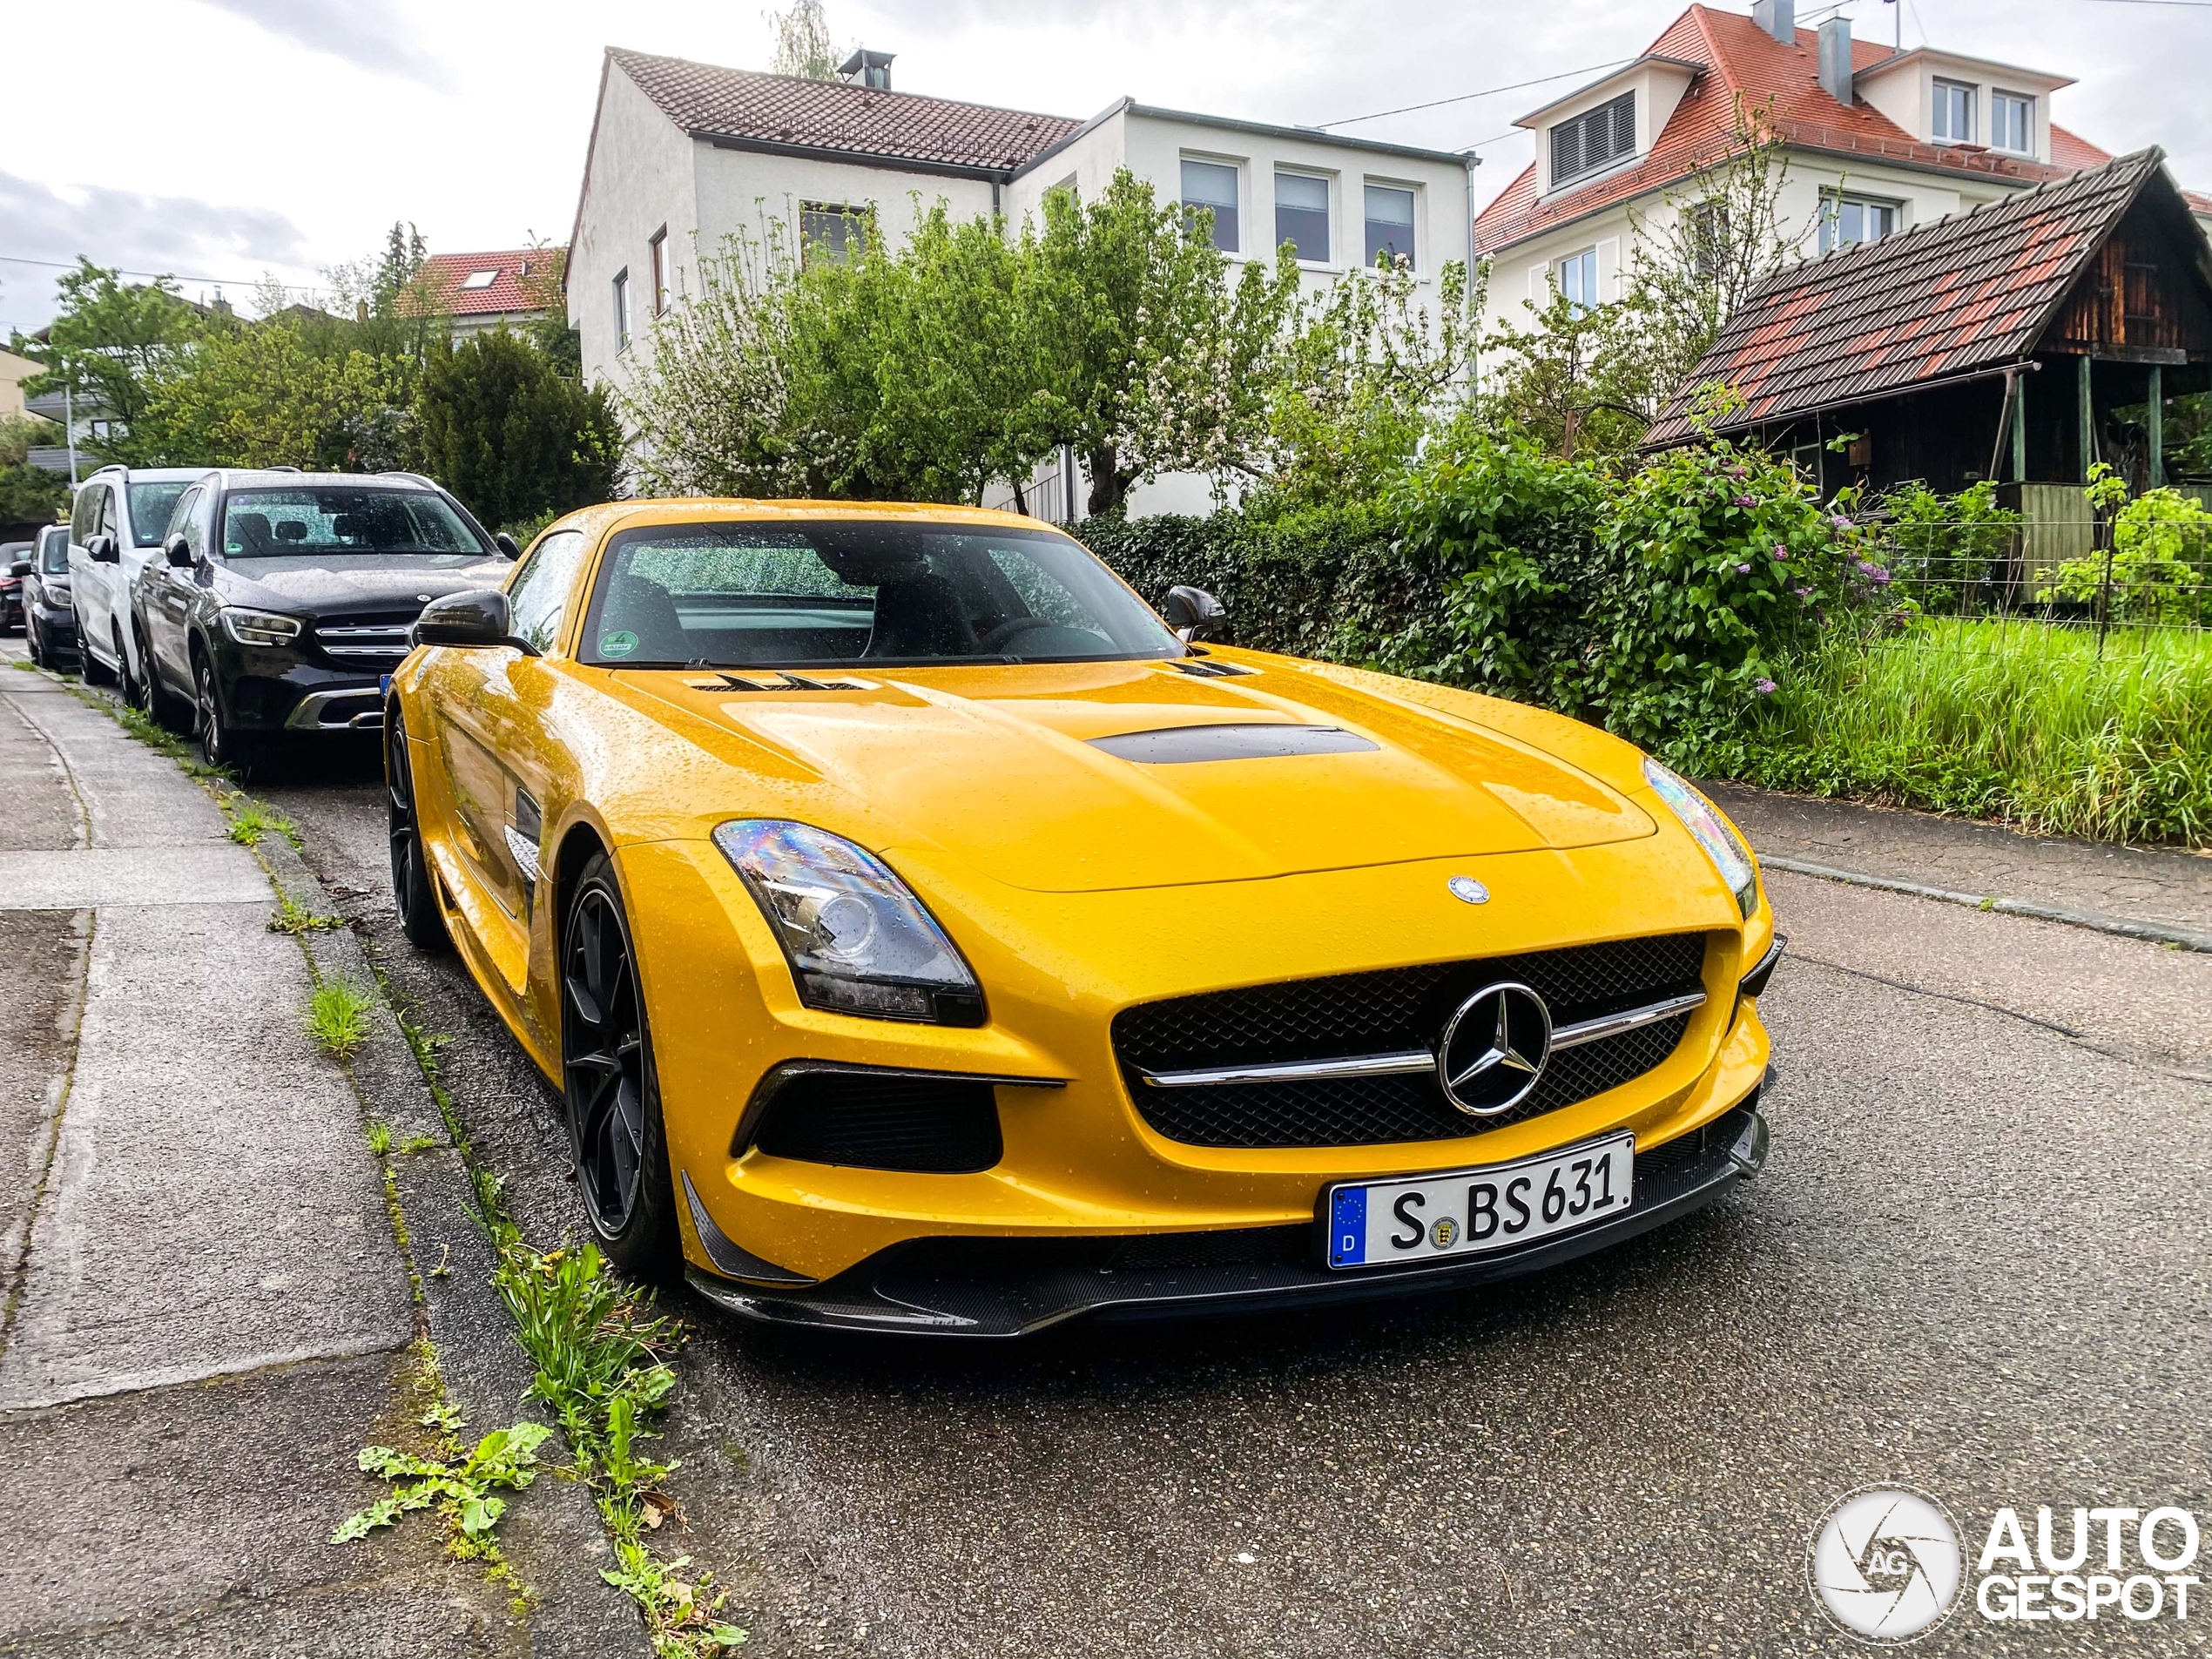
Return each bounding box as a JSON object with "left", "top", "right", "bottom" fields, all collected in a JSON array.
[
  {"left": 766, "top": 0, "right": 842, "bottom": 78},
  {"left": 415, "top": 329, "right": 623, "bottom": 531},
  {"left": 0, "top": 415, "right": 67, "bottom": 524},
  {"left": 138, "top": 313, "right": 404, "bottom": 469},
  {"left": 23, "top": 261, "right": 205, "bottom": 463}
]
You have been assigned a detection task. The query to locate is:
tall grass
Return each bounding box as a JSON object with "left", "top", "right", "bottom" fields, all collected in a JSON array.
[{"left": 1712, "top": 617, "right": 2212, "bottom": 847}]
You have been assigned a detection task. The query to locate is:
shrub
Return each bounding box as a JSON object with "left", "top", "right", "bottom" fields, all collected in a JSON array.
[
  {"left": 2039, "top": 468, "right": 2212, "bottom": 624},
  {"left": 1881, "top": 478, "right": 2020, "bottom": 615},
  {"left": 415, "top": 330, "right": 623, "bottom": 531}
]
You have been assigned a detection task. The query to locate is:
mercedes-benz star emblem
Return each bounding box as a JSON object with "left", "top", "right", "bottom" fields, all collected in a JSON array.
[
  {"left": 1435, "top": 981, "right": 1551, "bottom": 1116},
  {"left": 1447, "top": 875, "right": 1489, "bottom": 905}
]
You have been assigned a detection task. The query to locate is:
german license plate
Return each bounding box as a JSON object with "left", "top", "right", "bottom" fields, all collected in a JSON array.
[{"left": 1325, "top": 1131, "right": 1635, "bottom": 1270}]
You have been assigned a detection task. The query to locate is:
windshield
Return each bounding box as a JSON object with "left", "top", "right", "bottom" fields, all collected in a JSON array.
[
  {"left": 126, "top": 482, "right": 195, "bottom": 548},
  {"left": 220, "top": 488, "right": 488, "bottom": 558},
  {"left": 579, "top": 521, "right": 1183, "bottom": 670}
]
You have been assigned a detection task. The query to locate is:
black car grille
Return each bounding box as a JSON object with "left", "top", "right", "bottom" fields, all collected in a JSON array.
[
  {"left": 1112, "top": 934, "right": 1710, "bottom": 1150},
  {"left": 747, "top": 1069, "right": 1002, "bottom": 1174}
]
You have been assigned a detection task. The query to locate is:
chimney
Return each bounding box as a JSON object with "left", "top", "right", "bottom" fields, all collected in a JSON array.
[
  {"left": 1751, "top": 0, "right": 1795, "bottom": 43},
  {"left": 1817, "top": 17, "right": 1854, "bottom": 105},
  {"left": 837, "top": 48, "right": 894, "bottom": 91}
]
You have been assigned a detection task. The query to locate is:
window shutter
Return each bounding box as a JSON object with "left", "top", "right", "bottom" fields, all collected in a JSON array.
[{"left": 1551, "top": 122, "right": 1582, "bottom": 187}]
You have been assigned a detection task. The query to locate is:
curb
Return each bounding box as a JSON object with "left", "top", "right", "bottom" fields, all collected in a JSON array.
[{"left": 1760, "top": 855, "right": 2212, "bottom": 954}]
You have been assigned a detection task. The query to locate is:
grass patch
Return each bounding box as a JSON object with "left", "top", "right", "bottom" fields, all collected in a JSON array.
[
  {"left": 307, "top": 980, "right": 375, "bottom": 1060},
  {"left": 1712, "top": 617, "right": 2212, "bottom": 847},
  {"left": 223, "top": 795, "right": 298, "bottom": 847},
  {"left": 10, "top": 658, "right": 37, "bottom": 671}
]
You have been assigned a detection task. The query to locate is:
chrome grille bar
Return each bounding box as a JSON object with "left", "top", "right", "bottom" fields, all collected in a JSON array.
[{"left": 1136, "top": 988, "right": 1707, "bottom": 1089}]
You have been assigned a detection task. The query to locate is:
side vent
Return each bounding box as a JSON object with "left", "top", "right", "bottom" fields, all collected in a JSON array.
[{"left": 1172, "top": 659, "right": 1258, "bottom": 678}]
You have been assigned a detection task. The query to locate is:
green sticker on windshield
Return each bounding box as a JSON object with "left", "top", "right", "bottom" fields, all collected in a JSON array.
[{"left": 601, "top": 629, "right": 638, "bottom": 658}]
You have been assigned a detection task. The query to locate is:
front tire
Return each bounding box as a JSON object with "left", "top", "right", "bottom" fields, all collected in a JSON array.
[
  {"left": 385, "top": 706, "right": 449, "bottom": 952},
  {"left": 133, "top": 619, "right": 190, "bottom": 729},
  {"left": 81, "top": 617, "right": 115, "bottom": 686},
  {"left": 193, "top": 647, "right": 258, "bottom": 779},
  {"left": 561, "top": 853, "right": 678, "bottom": 1281}
]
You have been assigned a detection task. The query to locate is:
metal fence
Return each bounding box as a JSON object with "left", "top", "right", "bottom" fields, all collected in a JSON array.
[{"left": 1873, "top": 481, "right": 2212, "bottom": 644}]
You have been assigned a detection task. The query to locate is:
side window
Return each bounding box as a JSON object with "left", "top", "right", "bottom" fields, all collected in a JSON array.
[
  {"left": 507, "top": 529, "right": 590, "bottom": 654},
  {"left": 71, "top": 486, "right": 98, "bottom": 543},
  {"left": 168, "top": 486, "right": 204, "bottom": 556}
]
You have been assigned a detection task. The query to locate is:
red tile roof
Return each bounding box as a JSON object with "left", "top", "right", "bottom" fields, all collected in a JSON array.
[
  {"left": 1643, "top": 148, "right": 2178, "bottom": 445},
  {"left": 418, "top": 250, "right": 558, "bottom": 318},
  {"left": 609, "top": 49, "right": 1082, "bottom": 176},
  {"left": 1474, "top": 5, "right": 2103, "bottom": 257}
]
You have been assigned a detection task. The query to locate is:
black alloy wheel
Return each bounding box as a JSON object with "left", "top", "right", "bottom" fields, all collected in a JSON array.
[
  {"left": 132, "top": 619, "right": 187, "bottom": 729},
  {"left": 81, "top": 621, "right": 114, "bottom": 686},
  {"left": 193, "top": 649, "right": 257, "bottom": 779},
  {"left": 114, "top": 624, "right": 145, "bottom": 712},
  {"left": 25, "top": 615, "right": 44, "bottom": 669},
  {"left": 561, "top": 853, "right": 677, "bottom": 1278},
  {"left": 385, "top": 707, "right": 449, "bottom": 952}
]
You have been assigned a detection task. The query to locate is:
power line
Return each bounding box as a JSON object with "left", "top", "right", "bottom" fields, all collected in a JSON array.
[
  {"left": 0, "top": 253, "right": 328, "bottom": 297},
  {"left": 1317, "top": 58, "right": 1635, "bottom": 132}
]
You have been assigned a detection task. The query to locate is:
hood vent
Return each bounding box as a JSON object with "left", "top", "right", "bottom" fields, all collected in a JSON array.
[
  {"left": 686, "top": 671, "right": 868, "bottom": 691},
  {"left": 1087, "top": 724, "right": 1379, "bottom": 765},
  {"left": 1172, "top": 659, "right": 1258, "bottom": 678}
]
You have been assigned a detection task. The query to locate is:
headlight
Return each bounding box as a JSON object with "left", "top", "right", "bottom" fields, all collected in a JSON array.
[
  {"left": 220, "top": 608, "right": 303, "bottom": 647},
  {"left": 712, "top": 820, "right": 984, "bottom": 1026},
  {"left": 1643, "top": 759, "right": 1758, "bottom": 919}
]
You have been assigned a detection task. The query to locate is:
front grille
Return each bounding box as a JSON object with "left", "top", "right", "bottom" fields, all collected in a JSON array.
[
  {"left": 1112, "top": 934, "right": 1710, "bottom": 1149},
  {"left": 748, "top": 1069, "right": 1002, "bottom": 1173},
  {"left": 314, "top": 617, "right": 418, "bottom": 662}
]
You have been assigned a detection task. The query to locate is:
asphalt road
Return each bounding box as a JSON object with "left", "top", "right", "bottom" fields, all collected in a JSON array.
[{"left": 258, "top": 742, "right": 2212, "bottom": 1659}]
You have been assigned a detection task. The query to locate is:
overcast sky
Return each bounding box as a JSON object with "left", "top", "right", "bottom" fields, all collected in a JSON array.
[{"left": 4, "top": 0, "right": 2206, "bottom": 335}]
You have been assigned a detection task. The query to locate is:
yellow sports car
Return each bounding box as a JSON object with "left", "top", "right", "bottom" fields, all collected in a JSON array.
[{"left": 388, "top": 500, "right": 1779, "bottom": 1335}]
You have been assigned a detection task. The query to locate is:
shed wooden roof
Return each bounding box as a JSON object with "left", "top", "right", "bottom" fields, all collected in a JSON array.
[{"left": 1645, "top": 148, "right": 2204, "bottom": 444}]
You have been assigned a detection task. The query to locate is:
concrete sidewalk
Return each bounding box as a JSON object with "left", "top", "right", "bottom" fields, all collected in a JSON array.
[
  {"left": 1704, "top": 780, "right": 2212, "bottom": 950},
  {"left": 0, "top": 651, "right": 594, "bottom": 1656}
]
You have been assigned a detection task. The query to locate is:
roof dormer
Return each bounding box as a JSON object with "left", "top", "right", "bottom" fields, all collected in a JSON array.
[
  {"left": 1517, "top": 55, "right": 1704, "bottom": 199},
  {"left": 1853, "top": 48, "right": 2073, "bottom": 163}
]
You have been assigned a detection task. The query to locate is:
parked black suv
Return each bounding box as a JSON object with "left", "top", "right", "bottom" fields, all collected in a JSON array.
[
  {"left": 132, "top": 469, "right": 516, "bottom": 772},
  {"left": 20, "top": 525, "right": 77, "bottom": 667}
]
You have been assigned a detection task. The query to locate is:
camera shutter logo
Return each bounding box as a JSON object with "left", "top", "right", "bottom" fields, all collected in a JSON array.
[{"left": 1809, "top": 1487, "right": 1964, "bottom": 1643}]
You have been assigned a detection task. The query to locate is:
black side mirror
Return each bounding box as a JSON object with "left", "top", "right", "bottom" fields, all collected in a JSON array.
[
  {"left": 1163, "top": 584, "right": 1228, "bottom": 644},
  {"left": 163, "top": 532, "right": 194, "bottom": 569},
  {"left": 86, "top": 533, "right": 119, "bottom": 563},
  {"left": 412, "top": 588, "right": 537, "bottom": 655},
  {"left": 493, "top": 531, "right": 522, "bottom": 561},
  {"left": 8, "top": 561, "right": 29, "bottom": 579}
]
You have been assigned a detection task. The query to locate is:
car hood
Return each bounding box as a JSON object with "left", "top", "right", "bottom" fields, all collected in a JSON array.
[
  {"left": 629, "top": 655, "right": 1656, "bottom": 894},
  {"left": 215, "top": 554, "right": 509, "bottom": 614}
]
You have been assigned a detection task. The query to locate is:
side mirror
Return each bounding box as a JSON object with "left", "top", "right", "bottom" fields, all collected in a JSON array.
[
  {"left": 1162, "top": 583, "right": 1228, "bottom": 644},
  {"left": 87, "top": 533, "right": 119, "bottom": 563},
  {"left": 412, "top": 588, "right": 537, "bottom": 655},
  {"left": 164, "top": 532, "right": 195, "bottom": 569},
  {"left": 493, "top": 531, "right": 523, "bottom": 561},
  {"left": 8, "top": 561, "right": 29, "bottom": 579}
]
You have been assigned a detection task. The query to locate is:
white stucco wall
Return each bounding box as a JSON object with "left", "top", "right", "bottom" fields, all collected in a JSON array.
[
  {"left": 690, "top": 143, "right": 998, "bottom": 269},
  {"left": 570, "top": 62, "right": 702, "bottom": 399}
]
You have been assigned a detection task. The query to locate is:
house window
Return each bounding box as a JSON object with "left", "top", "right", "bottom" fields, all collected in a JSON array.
[
  {"left": 1818, "top": 192, "right": 1899, "bottom": 252},
  {"left": 1181, "top": 159, "right": 1240, "bottom": 252},
  {"left": 1687, "top": 200, "right": 1729, "bottom": 281},
  {"left": 1556, "top": 247, "right": 1599, "bottom": 312},
  {"left": 800, "top": 202, "right": 870, "bottom": 266},
  {"left": 1275, "top": 172, "right": 1330, "bottom": 263},
  {"left": 1364, "top": 184, "right": 1416, "bottom": 269},
  {"left": 612, "top": 268, "right": 630, "bottom": 351},
  {"left": 1550, "top": 92, "right": 1635, "bottom": 187},
  {"left": 649, "top": 227, "right": 668, "bottom": 315},
  {"left": 1992, "top": 91, "right": 2033, "bottom": 154},
  {"left": 1932, "top": 80, "right": 1975, "bottom": 144},
  {"left": 459, "top": 269, "right": 498, "bottom": 291}
]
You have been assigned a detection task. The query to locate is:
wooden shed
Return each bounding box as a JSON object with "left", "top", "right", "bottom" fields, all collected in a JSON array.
[{"left": 1648, "top": 148, "right": 2212, "bottom": 544}]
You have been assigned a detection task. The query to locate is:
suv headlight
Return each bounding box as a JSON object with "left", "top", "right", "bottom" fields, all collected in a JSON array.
[
  {"left": 1643, "top": 759, "right": 1758, "bottom": 919},
  {"left": 220, "top": 608, "right": 304, "bottom": 647},
  {"left": 712, "top": 820, "right": 984, "bottom": 1025}
]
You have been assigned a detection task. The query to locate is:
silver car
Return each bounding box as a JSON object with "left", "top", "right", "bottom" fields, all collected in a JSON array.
[{"left": 67, "top": 464, "right": 211, "bottom": 699}]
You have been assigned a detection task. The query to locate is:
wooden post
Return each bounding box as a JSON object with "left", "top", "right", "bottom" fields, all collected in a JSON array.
[
  {"left": 2077, "top": 354, "right": 2094, "bottom": 481},
  {"left": 2012, "top": 369, "right": 2027, "bottom": 482},
  {"left": 2147, "top": 363, "right": 2163, "bottom": 489}
]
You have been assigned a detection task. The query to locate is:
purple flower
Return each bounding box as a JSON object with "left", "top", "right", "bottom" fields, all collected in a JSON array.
[
  {"left": 1735, "top": 494, "right": 1757, "bottom": 508},
  {"left": 1754, "top": 678, "right": 1778, "bottom": 695},
  {"left": 1770, "top": 545, "right": 1788, "bottom": 561},
  {"left": 1736, "top": 562, "right": 1751, "bottom": 574},
  {"left": 1831, "top": 514, "right": 1853, "bottom": 529},
  {"left": 1793, "top": 584, "right": 1814, "bottom": 599}
]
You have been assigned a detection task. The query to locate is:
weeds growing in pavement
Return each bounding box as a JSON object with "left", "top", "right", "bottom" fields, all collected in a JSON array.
[
  {"left": 223, "top": 795, "right": 298, "bottom": 847},
  {"left": 333, "top": 1339, "right": 541, "bottom": 1611},
  {"left": 307, "top": 981, "right": 375, "bottom": 1059},
  {"left": 367, "top": 1120, "right": 393, "bottom": 1156},
  {"left": 9, "top": 658, "right": 37, "bottom": 671},
  {"left": 269, "top": 892, "right": 347, "bottom": 934}
]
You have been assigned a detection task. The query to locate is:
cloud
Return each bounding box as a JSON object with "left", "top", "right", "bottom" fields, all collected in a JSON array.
[
  {"left": 190, "top": 0, "right": 453, "bottom": 88},
  {"left": 0, "top": 172, "right": 314, "bottom": 331}
]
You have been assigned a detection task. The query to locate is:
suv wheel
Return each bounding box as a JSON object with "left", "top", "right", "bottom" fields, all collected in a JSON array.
[
  {"left": 132, "top": 619, "right": 189, "bottom": 730},
  {"left": 81, "top": 619, "right": 115, "bottom": 687},
  {"left": 194, "top": 649, "right": 258, "bottom": 779},
  {"left": 114, "top": 625, "right": 143, "bottom": 711}
]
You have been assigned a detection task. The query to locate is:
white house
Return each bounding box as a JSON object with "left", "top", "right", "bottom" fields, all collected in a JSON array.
[
  {"left": 565, "top": 46, "right": 1477, "bottom": 516},
  {"left": 1473, "top": 0, "right": 2121, "bottom": 338}
]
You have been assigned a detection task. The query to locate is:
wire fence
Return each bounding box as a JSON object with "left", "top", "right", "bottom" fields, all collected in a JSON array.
[{"left": 1871, "top": 487, "right": 2212, "bottom": 647}]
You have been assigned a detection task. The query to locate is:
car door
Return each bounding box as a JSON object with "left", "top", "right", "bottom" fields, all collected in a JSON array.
[
  {"left": 143, "top": 483, "right": 205, "bottom": 691},
  {"left": 421, "top": 529, "right": 591, "bottom": 995},
  {"left": 67, "top": 483, "right": 114, "bottom": 663}
]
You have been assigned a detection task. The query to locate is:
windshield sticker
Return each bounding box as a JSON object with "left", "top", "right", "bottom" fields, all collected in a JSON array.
[{"left": 601, "top": 629, "right": 639, "bottom": 658}]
